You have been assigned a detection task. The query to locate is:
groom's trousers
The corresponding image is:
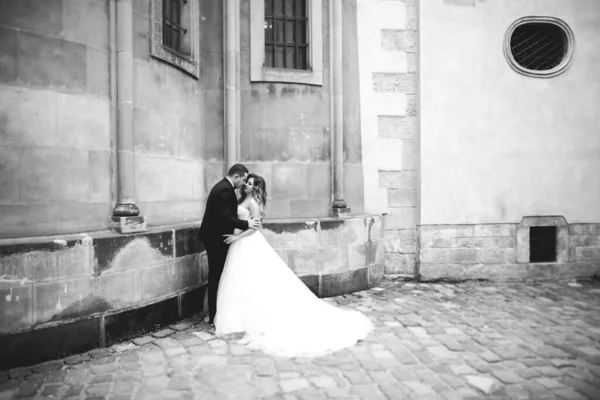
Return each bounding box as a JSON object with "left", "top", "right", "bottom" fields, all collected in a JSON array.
[{"left": 205, "top": 240, "right": 230, "bottom": 324}]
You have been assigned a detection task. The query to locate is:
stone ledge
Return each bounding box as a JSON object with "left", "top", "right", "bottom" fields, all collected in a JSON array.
[
  {"left": 419, "top": 261, "right": 600, "bottom": 281},
  {"left": 418, "top": 222, "right": 600, "bottom": 280},
  {"left": 1, "top": 214, "right": 384, "bottom": 347}
]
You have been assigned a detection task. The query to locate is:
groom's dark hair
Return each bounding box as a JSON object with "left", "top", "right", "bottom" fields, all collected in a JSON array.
[{"left": 227, "top": 163, "right": 248, "bottom": 177}]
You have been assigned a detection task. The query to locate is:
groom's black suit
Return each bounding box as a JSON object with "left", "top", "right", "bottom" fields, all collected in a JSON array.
[{"left": 199, "top": 177, "right": 249, "bottom": 324}]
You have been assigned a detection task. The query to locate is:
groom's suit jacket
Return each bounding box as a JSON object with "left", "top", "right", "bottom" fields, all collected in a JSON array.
[{"left": 199, "top": 178, "right": 249, "bottom": 247}]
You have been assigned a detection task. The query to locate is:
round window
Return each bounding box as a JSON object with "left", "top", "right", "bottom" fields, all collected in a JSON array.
[{"left": 504, "top": 17, "right": 574, "bottom": 78}]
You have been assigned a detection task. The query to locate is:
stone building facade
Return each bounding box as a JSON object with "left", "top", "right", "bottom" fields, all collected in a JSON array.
[
  {"left": 0, "top": 0, "right": 384, "bottom": 368},
  {"left": 1, "top": 0, "right": 600, "bottom": 368},
  {"left": 357, "top": 0, "right": 600, "bottom": 280}
]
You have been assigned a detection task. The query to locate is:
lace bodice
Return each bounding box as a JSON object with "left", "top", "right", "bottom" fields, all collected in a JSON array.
[{"left": 237, "top": 206, "right": 251, "bottom": 221}]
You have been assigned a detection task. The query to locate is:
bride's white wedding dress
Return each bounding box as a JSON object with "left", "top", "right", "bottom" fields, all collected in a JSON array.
[{"left": 214, "top": 206, "right": 374, "bottom": 358}]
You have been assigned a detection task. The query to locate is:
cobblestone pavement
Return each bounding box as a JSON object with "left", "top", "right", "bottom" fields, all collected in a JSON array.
[{"left": 2, "top": 279, "right": 600, "bottom": 400}]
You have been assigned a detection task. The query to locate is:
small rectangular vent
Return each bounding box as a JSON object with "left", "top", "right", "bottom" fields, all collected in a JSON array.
[{"left": 529, "top": 226, "right": 557, "bottom": 263}]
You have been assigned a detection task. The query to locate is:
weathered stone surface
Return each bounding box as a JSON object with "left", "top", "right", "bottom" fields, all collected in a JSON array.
[
  {"left": 384, "top": 229, "right": 417, "bottom": 253},
  {"left": 448, "top": 248, "right": 480, "bottom": 264},
  {"left": 13, "top": 31, "right": 87, "bottom": 91},
  {"left": 91, "top": 230, "right": 173, "bottom": 273},
  {"left": 385, "top": 207, "right": 417, "bottom": 230},
  {"left": 0, "top": 146, "right": 20, "bottom": 204},
  {"left": 21, "top": 147, "right": 89, "bottom": 202},
  {"left": 378, "top": 116, "right": 418, "bottom": 140},
  {"left": 420, "top": 225, "right": 474, "bottom": 238},
  {"left": 271, "top": 163, "right": 310, "bottom": 199},
  {"left": 111, "top": 216, "right": 147, "bottom": 234},
  {"left": 89, "top": 151, "right": 110, "bottom": 203},
  {"left": 473, "top": 224, "right": 516, "bottom": 237},
  {"left": 379, "top": 170, "right": 417, "bottom": 190},
  {"left": 0, "top": 87, "right": 57, "bottom": 147},
  {"left": 373, "top": 73, "right": 417, "bottom": 94},
  {"left": 456, "top": 237, "right": 491, "bottom": 248},
  {"left": 135, "top": 155, "right": 200, "bottom": 202},
  {"left": 0, "top": 236, "right": 93, "bottom": 282},
  {"left": 56, "top": 93, "right": 110, "bottom": 151},
  {"left": 381, "top": 29, "right": 418, "bottom": 52},
  {"left": 420, "top": 248, "right": 450, "bottom": 264},
  {"left": 0, "top": 282, "right": 32, "bottom": 333},
  {"left": 34, "top": 277, "right": 94, "bottom": 324},
  {"left": 388, "top": 189, "right": 417, "bottom": 207},
  {"left": 569, "top": 224, "right": 600, "bottom": 236},
  {"left": 138, "top": 259, "right": 199, "bottom": 301},
  {"left": 480, "top": 248, "right": 517, "bottom": 264},
  {"left": 385, "top": 253, "right": 416, "bottom": 275}
]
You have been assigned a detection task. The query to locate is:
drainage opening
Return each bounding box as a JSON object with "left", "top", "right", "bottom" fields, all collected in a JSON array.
[{"left": 529, "top": 226, "right": 557, "bottom": 263}]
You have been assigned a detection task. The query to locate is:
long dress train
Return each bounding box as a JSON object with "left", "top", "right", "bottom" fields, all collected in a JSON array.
[{"left": 214, "top": 206, "right": 374, "bottom": 358}]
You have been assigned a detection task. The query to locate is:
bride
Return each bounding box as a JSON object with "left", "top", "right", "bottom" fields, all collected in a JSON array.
[{"left": 214, "top": 173, "right": 374, "bottom": 358}]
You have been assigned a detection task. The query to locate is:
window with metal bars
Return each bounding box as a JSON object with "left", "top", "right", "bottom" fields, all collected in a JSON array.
[
  {"left": 510, "top": 23, "right": 567, "bottom": 71},
  {"left": 264, "top": 0, "right": 308, "bottom": 70},
  {"left": 529, "top": 226, "right": 557, "bottom": 263},
  {"left": 163, "top": 0, "right": 188, "bottom": 54}
]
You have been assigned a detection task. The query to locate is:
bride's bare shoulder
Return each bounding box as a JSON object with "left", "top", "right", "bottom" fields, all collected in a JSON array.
[{"left": 246, "top": 198, "right": 262, "bottom": 215}]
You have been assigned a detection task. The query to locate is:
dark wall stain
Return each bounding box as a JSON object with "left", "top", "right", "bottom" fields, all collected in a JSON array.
[
  {"left": 175, "top": 227, "right": 205, "bottom": 257},
  {"left": 93, "top": 231, "right": 173, "bottom": 275},
  {"left": 366, "top": 217, "right": 375, "bottom": 242},
  {"left": 320, "top": 220, "right": 345, "bottom": 231},
  {"left": 263, "top": 221, "right": 317, "bottom": 234},
  {"left": 49, "top": 293, "right": 112, "bottom": 322},
  {"left": 0, "top": 316, "right": 100, "bottom": 370},
  {"left": 0, "top": 238, "right": 83, "bottom": 257}
]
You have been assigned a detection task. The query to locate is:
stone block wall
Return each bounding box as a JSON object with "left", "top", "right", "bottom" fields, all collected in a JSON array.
[
  {"left": 262, "top": 215, "right": 385, "bottom": 296},
  {"left": 0, "top": 225, "right": 207, "bottom": 336},
  {"left": 132, "top": 0, "right": 224, "bottom": 226},
  {"left": 357, "top": 0, "right": 419, "bottom": 276},
  {"left": 419, "top": 220, "right": 600, "bottom": 281},
  {"left": 0, "top": 215, "right": 383, "bottom": 368},
  {"left": 0, "top": 0, "right": 112, "bottom": 238},
  {"left": 238, "top": 0, "right": 364, "bottom": 218},
  {"left": 0, "top": 216, "right": 383, "bottom": 336},
  {"left": 569, "top": 224, "right": 600, "bottom": 265}
]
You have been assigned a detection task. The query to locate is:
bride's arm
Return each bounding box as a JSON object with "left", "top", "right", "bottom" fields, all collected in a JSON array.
[{"left": 223, "top": 201, "right": 261, "bottom": 244}]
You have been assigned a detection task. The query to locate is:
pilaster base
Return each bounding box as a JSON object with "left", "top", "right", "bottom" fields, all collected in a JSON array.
[
  {"left": 330, "top": 207, "right": 352, "bottom": 218},
  {"left": 113, "top": 203, "right": 140, "bottom": 217},
  {"left": 111, "top": 216, "right": 147, "bottom": 234}
]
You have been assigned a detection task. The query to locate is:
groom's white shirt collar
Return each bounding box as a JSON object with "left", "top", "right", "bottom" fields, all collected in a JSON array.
[{"left": 225, "top": 176, "right": 234, "bottom": 188}]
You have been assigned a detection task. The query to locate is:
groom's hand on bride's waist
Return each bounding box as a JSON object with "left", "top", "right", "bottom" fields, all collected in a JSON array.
[{"left": 248, "top": 218, "right": 261, "bottom": 230}]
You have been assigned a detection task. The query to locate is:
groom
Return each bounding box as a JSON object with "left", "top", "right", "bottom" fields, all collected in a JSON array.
[{"left": 199, "top": 163, "right": 261, "bottom": 326}]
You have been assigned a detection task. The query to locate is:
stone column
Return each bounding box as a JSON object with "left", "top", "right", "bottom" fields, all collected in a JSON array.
[
  {"left": 331, "top": 0, "right": 350, "bottom": 217},
  {"left": 112, "top": 0, "right": 146, "bottom": 233},
  {"left": 224, "top": 0, "right": 240, "bottom": 171}
]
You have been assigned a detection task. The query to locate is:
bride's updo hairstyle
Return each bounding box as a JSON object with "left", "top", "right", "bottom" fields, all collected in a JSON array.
[{"left": 239, "top": 173, "right": 268, "bottom": 218}]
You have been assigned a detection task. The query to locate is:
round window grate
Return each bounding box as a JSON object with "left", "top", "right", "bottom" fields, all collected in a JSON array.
[
  {"left": 510, "top": 23, "right": 566, "bottom": 71},
  {"left": 504, "top": 17, "right": 574, "bottom": 78}
]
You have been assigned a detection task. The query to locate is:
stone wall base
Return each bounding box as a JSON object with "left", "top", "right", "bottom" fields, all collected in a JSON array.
[
  {"left": 418, "top": 219, "right": 600, "bottom": 281},
  {"left": 0, "top": 214, "right": 384, "bottom": 369},
  {"left": 0, "top": 285, "right": 205, "bottom": 370}
]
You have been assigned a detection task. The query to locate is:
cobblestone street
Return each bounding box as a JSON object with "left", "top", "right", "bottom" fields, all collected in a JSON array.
[{"left": 1, "top": 279, "right": 600, "bottom": 400}]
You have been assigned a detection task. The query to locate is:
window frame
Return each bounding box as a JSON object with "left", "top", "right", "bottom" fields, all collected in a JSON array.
[
  {"left": 150, "top": 0, "right": 200, "bottom": 79},
  {"left": 250, "top": 0, "right": 323, "bottom": 86},
  {"left": 264, "top": 0, "right": 309, "bottom": 70},
  {"left": 516, "top": 216, "right": 568, "bottom": 264},
  {"left": 503, "top": 16, "right": 575, "bottom": 79},
  {"left": 162, "top": 0, "right": 188, "bottom": 54}
]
